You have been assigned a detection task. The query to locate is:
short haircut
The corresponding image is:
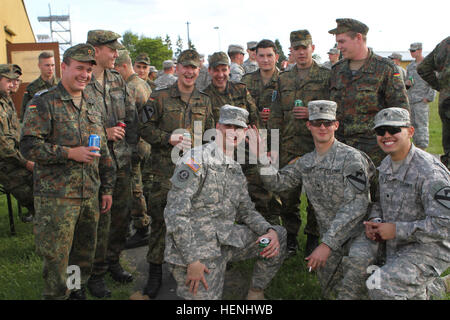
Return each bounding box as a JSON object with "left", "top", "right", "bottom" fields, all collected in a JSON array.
[
  {"left": 228, "top": 52, "right": 243, "bottom": 60},
  {"left": 39, "top": 51, "right": 54, "bottom": 61},
  {"left": 256, "top": 39, "right": 277, "bottom": 54},
  {"left": 346, "top": 31, "right": 367, "bottom": 42}
]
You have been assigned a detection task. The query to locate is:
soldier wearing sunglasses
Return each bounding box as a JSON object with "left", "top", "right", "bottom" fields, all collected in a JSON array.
[{"left": 249, "top": 100, "right": 375, "bottom": 298}]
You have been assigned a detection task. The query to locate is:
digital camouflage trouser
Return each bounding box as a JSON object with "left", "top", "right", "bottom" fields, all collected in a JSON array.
[
  {"left": 439, "top": 97, "right": 450, "bottom": 169},
  {"left": 410, "top": 101, "right": 430, "bottom": 149},
  {"left": 34, "top": 196, "right": 100, "bottom": 300}
]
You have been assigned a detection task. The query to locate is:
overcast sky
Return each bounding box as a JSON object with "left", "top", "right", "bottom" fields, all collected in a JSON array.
[{"left": 24, "top": 0, "right": 449, "bottom": 63}]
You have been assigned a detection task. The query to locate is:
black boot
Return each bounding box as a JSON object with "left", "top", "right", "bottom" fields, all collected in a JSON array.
[
  {"left": 304, "top": 234, "right": 319, "bottom": 257},
  {"left": 125, "top": 226, "right": 150, "bottom": 249},
  {"left": 287, "top": 233, "right": 298, "bottom": 255},
  {"left": 109, "top": 262, "right": 134, "bottom": 283},
  {"left": 68, "top": 287, "right": 86, "bottom": 300},
  {"left": 87, "top": 275, "right": 111, "bottom": 298},
  {"left": 143, "top": 263, "right": 162, "bottom": 299}
]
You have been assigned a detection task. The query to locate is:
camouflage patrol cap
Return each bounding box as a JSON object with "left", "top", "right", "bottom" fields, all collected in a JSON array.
[
  {"left": 247, "top": 41, "right": 258, "bottom": 50},
  {"left": 327, "top": 48, "right": 340, "bottom": 55},
  {"left": 219, "top": 105, "right": 249, "bottom": 128},
  {"left": 328, "top": 18, "right": 369, "bottom": 35},
  {"left": 388, "top": 52, "right": 402, "bottom": 60},
  {"left": 87, "top": 30, "right": 125, "bottom": 50},
  {"left": 409, "top": 42, "right": 422, "bottom": 51},
  {"left": 63, "top": 43, "right": 97, "bottom": 65},
  {"left": 228, "top": 44, "right": 245, "bottom": 54},
  {"left": 149, "top": 66, "right": 158, "bottom": 73},
  {"left": 373, "top": 107, "right": 411, "bottom": 129},
  {"left": 308, "top": 100, "right": 337, "bottom": 121},
  {"left": 208, "top": 52, "right": 230, "bottom": 68},
  {"left": 115, "top": 49, "right": 131, "bottom": 65},
  {"left": 135, "top": 53, "right": 151, "bottom": 65},
  {"left": 12, "top": 64, "right": 22, "bottom": 76},
  {"left": 290, "top": 30, "right": 312, "bottom": 48},
  {"left": 163, "top": 60, "right": 175, "bottom": 69},
  {"left": 177, "top": 50, "right": 201, "bottom": 67},
  {"left": 0, "top": 64, "right": 19, "bottom": 79}
]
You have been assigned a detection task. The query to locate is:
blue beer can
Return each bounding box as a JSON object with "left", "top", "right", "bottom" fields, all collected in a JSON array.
[{"left": 88, "top": 134, "right": 101, "bottom": 153}]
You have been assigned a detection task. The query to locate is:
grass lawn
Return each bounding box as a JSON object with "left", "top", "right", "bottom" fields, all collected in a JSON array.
[{"left": 0, "top": 96, "right": 448, "bottom": 300}]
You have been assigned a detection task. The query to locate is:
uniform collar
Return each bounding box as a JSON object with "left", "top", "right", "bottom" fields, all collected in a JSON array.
[{"left": 378, "top": 143, "right": 416, "bottom": 181}]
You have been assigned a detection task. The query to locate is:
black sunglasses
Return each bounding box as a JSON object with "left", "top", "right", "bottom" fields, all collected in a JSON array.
[
  {"left": 409, "top": 49, "right": 417, "bottom": 53},
  {"left": 309, "top": 120, "right": 335, "bottom": 127},
  {"left": 374, "top": 126, "right": 402, "bottom": 136}
]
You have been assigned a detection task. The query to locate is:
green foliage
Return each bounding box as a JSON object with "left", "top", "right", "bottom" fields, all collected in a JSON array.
[
  {"left": 122, "top": 30, "right": 173, "bottom": 70},
  {"left": 175, "top": 35, "right": 184, "bottom": 58},
  {"left": 274, "top": 39, "right": 287, "bottom": 70}
]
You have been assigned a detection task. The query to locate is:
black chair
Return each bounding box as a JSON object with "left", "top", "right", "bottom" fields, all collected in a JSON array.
[{"left": 0, "top": 185, "right": 18, "bottom": 236}]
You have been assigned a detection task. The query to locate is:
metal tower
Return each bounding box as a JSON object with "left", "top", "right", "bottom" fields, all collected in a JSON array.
[{"left": 37, "top": 4, "right": 72, "bottom": 53}]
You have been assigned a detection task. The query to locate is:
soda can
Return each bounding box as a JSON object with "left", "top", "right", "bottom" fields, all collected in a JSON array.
[
  {"left": 259, "top": 238, "right": 271, "bottom": 259},
  {"left": 262, "top": 108, "right": 270, "bottom": 113},
  {"left": 88, "top": 134, "right": 101, "bottom": 154},
  {"left": 295, "top": 99, "right": 304, "bottom": 107},
  {"left": 117, "top": 121, "right": 126, "bottom": 128},
  {"left": 371, "top": 218, "right": 384, "bottom": 242}
]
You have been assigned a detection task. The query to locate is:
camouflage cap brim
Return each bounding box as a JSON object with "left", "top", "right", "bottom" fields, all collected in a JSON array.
[
  {"left": 0, "top": 64, "right": 20, "bottom": 80},
  {"left": 180, "top": 60, "right": 200, "bottom": 68},
  {"left": 219, "top": 119, "right": 247, "bottom": 128},
  {"left": 291, "top": 40, "right": 312, "bottom": 48},
  {"left": 104, "top": 40, "right": 125, "bottom": 50}
]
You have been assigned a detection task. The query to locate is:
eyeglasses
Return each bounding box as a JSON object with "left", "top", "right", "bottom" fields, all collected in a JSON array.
[
  {"left": 409, "top": 50, "right": 417, "bottom": 53},
  {"left": 374, "top": 126, "right": 402, "bottom": 136},
  {"left": 309, "top": 120, "right": 335, "bottom": 127}
]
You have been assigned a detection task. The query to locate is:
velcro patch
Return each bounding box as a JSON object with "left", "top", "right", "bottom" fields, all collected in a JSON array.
[
  {"left": 434, "top": 186, "right": 450, "bottom": 209},
  {"left": 346, "top": 169, "right": 367, "bottom": 192},
  {"left": 142, "top": 104, "right": 155, "bottom": 123}
]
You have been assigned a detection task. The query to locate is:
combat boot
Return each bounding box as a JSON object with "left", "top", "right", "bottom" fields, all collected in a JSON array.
[
  {"left": 87, "top": 274, "right": 111, "bottom": 299},
  {"left": 108, "top": 262, "right": 134, "bottom": 283},
  {"left": 143, "top": 263, "right": 162, "bottom": 299},
  {"left": 246, "top": 288, "right": 265, "bottom": 300},
  {"left": 125, "top": 225, "right": 150, "bottom": 249},
  {"left": 286, "top": 233, "right": 298, "bottom": 255},
  {"left": 68, "top": 287, "right": 86, "bottom": 300},
  {"left": 305, "top": 234, "right": 319, "bottom": 257}
]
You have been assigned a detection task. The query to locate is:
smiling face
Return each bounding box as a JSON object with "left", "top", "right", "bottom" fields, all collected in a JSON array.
[
  {"left": 134, "top": 62, "right": 150, "bottom": 80},
  {"left": 209, "top": 64, "right": 230, "bottom": 91},
  {"left": 176, "top": 64, "right": 199, "bottom": 91},
  {"left": 61, "top": 59, "right": 94, "bottom": 96},
  {"left": 376, "top": 126, "right": 414, "bottom": 161}
]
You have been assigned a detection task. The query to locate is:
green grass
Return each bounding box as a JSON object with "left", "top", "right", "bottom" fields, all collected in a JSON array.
[{"left": 427, "top": 94, "right": 443, "bottom": 155}]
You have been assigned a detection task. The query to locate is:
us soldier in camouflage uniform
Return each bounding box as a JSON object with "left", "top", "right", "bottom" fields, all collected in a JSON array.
[
  {"left": 328, "top": 18, "right": 409, "bottom": 171},
  {"left": 21, "top": 51, "right": 58, "bottom": 121},
  {"left": 203, "top": 52, "right": 280, "bottom": 226},
  {"left": 154, "top": 60, "right": 177, "bottom": 90},
  {"left": 340, "top": 108, "right": 450, "bottom": 300},
  {"left": 405, "top": 42, "right": 436, "bottom": 150},
  {"left": 388, "top": 52, "right": 407, "bottom": 82},
  {"left": 228, "top": 44, "right": 246, "bottom": 82},
  {"left": 243, "top": 41, "right": 259, "bottom": 74},
  {"left": 269, "top": 30, "right": 329, "bottom": 255},
  {"left": 322, "top": 48, "right": 340, "bottom": 70},
  {"left": 114, "top": 50, "right": 152, "bottom": 249},
  {"left": 85, "top": 30, "right": 139, "bottom": 298},
  {"left": 165, "top": 105, "right": 286, "bottom": 300},
  {"left": 417, "top": 36, "right": 450, "bottom": 168},
  {"left": 253, "top": 100, "right": 374, "bottom": 298},
  {"left": 139, "top": 49, "right": 215, "bottom": 299},
  {"left": 20, "top": 44, "right": 116, "bottom": 300},
  {"left": 195, "top": 54, "right": 211, "bottom": 91},
  {"left": 0, "top": 64, "right": 35, "bottom": 219}
]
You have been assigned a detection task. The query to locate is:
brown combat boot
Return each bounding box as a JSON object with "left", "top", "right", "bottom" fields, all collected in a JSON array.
[{"left": 246, "top": 288, "right": 265, "bottom": 300}]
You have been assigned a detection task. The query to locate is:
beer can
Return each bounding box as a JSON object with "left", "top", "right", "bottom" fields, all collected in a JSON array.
[
  {"left": 117, "top": 121, "right": 126, "bottom": 128},
  {"left": 262, "top": 108, "right": 270, "bottom": 113},
  {"left": 259, "top": 238, "right": 271, "bottom": 259},
  {"left": 371, "top": 218, "right": 384, "bottom": 242},
  {"left": 295, "top": 99, "right": 304, "bottom": 107},
  {"left": 88, "top": 134, "right": 101, "bottom": 153}
]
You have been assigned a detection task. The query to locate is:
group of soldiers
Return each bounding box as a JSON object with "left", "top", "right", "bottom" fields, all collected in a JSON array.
[{"left": 0, "top": 17, "right": 449, "bottom": 300}]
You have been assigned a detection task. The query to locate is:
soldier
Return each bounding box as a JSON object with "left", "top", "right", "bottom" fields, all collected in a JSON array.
[
  {"left": 85, "top": 30, "right": 139, "bottom": 298},
  {"left": 322, "top": 48, "right": 340, "bottom": 70},
  {"left": 242, "top": 39, "right": 280, "bottom": 127},
  {"left": 388, "top": 52, "right": 407, "bottom": 82},
  {"left": 20, "top": 44, "right": 116, "bottom": 300},
  {"left": 228, "top": 44, "right": 246, "bottom": 82},
  {"left": 154, "top": 60, "right": 177, "bottom": 90},
  {"left": 165, "top": 105, "right": 286, "bottom": 300},
  {"left": 269, "top": 29, "right": 329, "bottom": 255},
  {"left": 203, "top": 51, "right": 279, "bottom": 227},
  {"left": 0, "top": 64, "right": 35, "bottom": 223},
  {"left": 21, "top": 51, "right": 58, "bottom": 121},
  {"left": 195, "top": 54, "right": 211, "bottom": 91},
  {"left": 133, "top": 53, "right": 154, "bottom": 89},
  {"left": 328, "top": 18, "right": 409, "bottom": 172},
  {"left": 250, "top": 100, "right": 374, "bottom": 298},
  {"left": 113, "top": 50, "right": 152, "bottom": 249},
  {"left": 11, "top": 64, "right": 22, "bottom": 94},
  {"left": 341, "top": 107, "right": 450, "bottom": 299},
  {"left": 405, "top": 42, "right": 436, "bottom": 150},
  {"left": 243, "top": 41, "right": 259, "bottom": 74},
  {"left": 417, "top": 36, "right": 450, "bottom": 168},
  {"left": 139, "top": 49, "right": 215, "bottom": 299}
]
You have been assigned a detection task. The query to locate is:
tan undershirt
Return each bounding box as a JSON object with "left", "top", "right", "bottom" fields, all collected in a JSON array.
[
  {"left": 349, "top": 58, "right": 367, "bottom": 71},
  {"left": 96, "top": 71, "right": 105, "bottom": 88},
  {"left": 180, "top": 91, "right": 192, "bottom": 104},
  {"left": 71, "top": 95, "right": 83, "bottom": 108}
]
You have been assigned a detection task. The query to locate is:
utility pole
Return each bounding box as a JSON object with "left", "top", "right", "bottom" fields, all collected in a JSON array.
[
  {"left": 214, "top": 26, "right": 221, "bottom": 51},
  {"left": 186, "top": 21, "right": 191, "bottom": 49}
]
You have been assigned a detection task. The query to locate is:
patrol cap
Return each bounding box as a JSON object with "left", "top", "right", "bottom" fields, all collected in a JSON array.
[
  {"left": 177, "top": 49, "right": 201, "bottom": 67},
  {"left": 12, "top": 64, "right": 22, "bottom": 76},
  {"left": 328, "top": 18, "right": 369, "bottom": 35},
  {"left": 373, "top": 107, "right": 411, "bottom": 129},
  {"left": 0, "top": 64, "right": 19, "bottom": 80},
  {"left": 87, "top": 30, "right": 125, "bottom": 50},
  {"left": 388, "top": 52, "right": 402, "bottom": 60},
  {"left": 290, "top": 30, "right": 312, "bottom": 48},
  {"left": 409, "top": 42, "right": 422, "bottom": 51},
  {"left": 208, "top": 52, "right": 230, "bottom": 68},
  {"left": 247, "top": 41, "right": 258, "bottom": 50},
  {"left": 135, "top": 53, "right": 151, "bottom": 65},
  {"left": 327, "top": 48, "right": 340, "bottom": 55},
  {"left": 149, "top": 66, "right": 158, "bottom": 73},
  {"left": 63, "top": 43, "right": 97, "bottom": 65},
  {"left": 163, "top": 60, "right": 175, "bottom": 69},
  {"left": 228, "top": 44, "right": 245, "bottom": 55},
  {"left": 308, "top": 100, "right": 337, "bottom": 121},
  {"left": 115, "top": 49, "right": 131, "bottom": 65},
  {"left": 219, "top": 105, "right": 249, "bottom": 128}
]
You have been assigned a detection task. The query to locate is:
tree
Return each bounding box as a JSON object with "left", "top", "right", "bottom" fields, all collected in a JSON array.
[
  {"left": 274, "top": 39, "right": 287, "bottom": 70},
  {"left": 164, "top": 34, "right": 172, "bottom": 52},
  {"left": 122, "top": 31, "right": 173, "bottom": 69},
  {"left": 175, "top": 36, "right": 183, "bottom": 58}
]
